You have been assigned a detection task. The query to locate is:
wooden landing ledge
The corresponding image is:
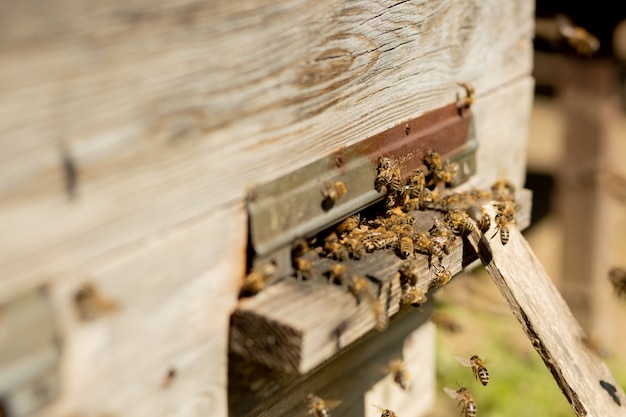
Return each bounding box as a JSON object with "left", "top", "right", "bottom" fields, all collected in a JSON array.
[{"left": 230, "top": 189, "right": 532, "bottom": 374}]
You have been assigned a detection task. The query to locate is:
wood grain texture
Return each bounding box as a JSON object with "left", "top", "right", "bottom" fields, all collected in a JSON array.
[
  {"left": 32, "top": 204, "right": 246, "bottom": 417},
  {"left": 231, "top": 190, "right": 532, "bottom": 374},
  {"left": 0, "top": 0, "right": 534, "bottom": 300},
  {"left": 467, "top": 216, "right": 626, "bottom": 417}
]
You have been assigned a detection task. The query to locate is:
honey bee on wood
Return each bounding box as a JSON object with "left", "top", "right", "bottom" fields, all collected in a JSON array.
[
  {"left": 430, "top": 261, "right": 452, "bottom": 288},
  {"left": 326, "top": 264, "right": 350, "bottom": 285},
  {"left": 73, "top": 282, "right": 118, "bottom": 321},
  {"left": 372, "top": 404, "right": 398, "bottom": 417},
  {"left": 492, "top": 200, "right": 517, "bottom": 246},
  {"left": 294, "top": 257, "right": 314, "bottom": 280},
  {"left": 466, "top": 205, "right": 491, "bottom": 233},
  {"left": 609, "top": 267, "right": 626, "bottom": 298},
  {"left": 491, "top": 179, "right": 515, "bottom": 202},
  {"left": 388, "top": 358, "right": 410, "bottom": 390},
  {"left": 343, "top": 237, "right": 366, "bottom": 260},
  {"left": 430, "top": 311, "right": 463, "bottom": 333},
  {"left": 438, "top": 160, "right": 459, "bottom": 186},
  {"left": 321, "top": 180, "right": 347, "bottom": 210},
  {"left": 415, "top": 232, "right": 444, "bottom": 259},
  {"left": 375, "top": 156, "right": 402, "bottom": 193},
  {"left": 401, "top": 285, "right": 428, "bottom": 308},
  {"left": 444, "top": 386, "right": 477, "bottom": 417},
  {"left": 419, "top": 188, "right": 441, "bottom": 210},
  {"left": 336, "top": 214, "right": 360, "bottom": 234},
  {"left": 423, "top": 149, "right": 458, "bottom": 187},
  {"left": 363, "top": 230, "right": 398, "bottom": 252},
  {"left": 403, "top": 198, "right": 421, "bottom": 211},
  {"left": 385, "top": 209, "right": 415, "bottom": 226},
  {"left": 445, "top": 209, "right": 475, "bottom": 236},
  {"left": 324, "top": 242, "right": 349, "bottom": 261},
  {"left": 457, "top": 82, "right": 475, "bottom": 111},
  {"left": 241, "top": 262, "right": 277, "bottom": 295},
  {"left": 423, "top": 148, "right": 443, "bottom": 175},
  {"left": 406, "top": 169, "right": 426, "bottom": 199},
  {"left": 429, "top": 219, "right": 456, "bottom": 255},
  {"left": 306, "top": 393, "right": 340, "bottom": 417},
  {"left": 455, "top": 354, "right": 489, "bottom": 386},
  {"left": 397, "top": 234, "right": 415, "bottom": 259},
  {"left": 399, "top": 259, "right": 420, "bottom": 287}
]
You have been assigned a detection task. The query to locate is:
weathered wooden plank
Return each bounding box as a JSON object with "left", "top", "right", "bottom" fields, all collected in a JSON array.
[
  {"left": 228, "top": 303, "right": 434, "bottom": 417},
  {"left": 0, "top": 0, "right": 535, "bottom": 299},
  {"left": 467, "top": 217, "right": 626, "bottom": 417},
  {"left": 231, "top": 190, "right": 532, "bottom": 374},
  {"left": 31, "top": 204, "right": 246, "bottom": 417}
]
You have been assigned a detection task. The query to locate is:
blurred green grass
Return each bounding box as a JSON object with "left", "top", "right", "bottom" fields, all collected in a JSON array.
[{"left": 429, "top": 299, "right": 626, "bottom": 417}]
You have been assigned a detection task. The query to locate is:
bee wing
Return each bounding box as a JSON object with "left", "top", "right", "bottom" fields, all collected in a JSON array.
[
  {"left": 443, "top": 386, "right": 459, "bottom": 399},
  {"left": 454, "top": 355, "right": 472, "bottom": 367}
]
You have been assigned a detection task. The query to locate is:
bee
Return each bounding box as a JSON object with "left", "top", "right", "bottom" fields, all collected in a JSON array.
[
  {"left": 369, "top": 296, "right": 388, "bottom": 331},
  {"left": 444, "top": 386, "right": 477, "bottom": 417},
  {"left": 457, "top": 82, "right": 475, "bottom": 111},
  {"left": 491, "top": 179, "right": 515, "bottom": 202},
  {"left": 398, "top": 234, "right": 415, "bottom": 259},
  {"left": 241, "top": 262, "right": 277, "bottom": 295},
  {"left": 493, "top": 200, "right": 516, "bottom": 245},
  {"left": 406, "top": 169, "right": 426, "bottom": 199},
  {"left": 321, "top": 180, "right": 347, "bottom": 209},
  {"left": 404, "top": 197, "right": 421, "bottom": 211},
  {"left": 423, "top": 148, "right": 443, "bottom": 175},
  {"left": 306, "top": 393, "right": 340, "bottom": 417},
  {"left": 294, "top": 257, "right": 314, "bottom": 280},
  {"left": 438, "top": 160, "right": 459, "bottom": 186},
  {"left": 399, "top": 259, "right": 420, "bottom": 287},
  {"left": 73, "top": 282, "right": 118, "bottom": 321},
  {"left": 324, "top": 242, "right": 349, "bottom": 261},
  {"left": 348, "top": 275, "right": 372, "bottom": 304},
  {"left": 430, "top": 262, "right": 452, "bottom": 288},
  {"left": 375, "top": 156, "right": 402, "bottom": 193},
  {"left": 415, "top": 232, "right": 444, "bottom": 259},
  {"left": 388, "top": 358, "right": 410, "bottom": 390},
  {"left": 419, "top": 188, "right": 441, "bottom": 210},
  {"left": 429, "top": 219, "right": 456, "bottom": 255},
  {"left": 343, "top": 237, "right": 366, "bottom": 260},
  {"left": 466, "top": 205, "right": 491, "bottom": 233},
  {"left": 326, "top": 264, "right": 350, "bottom": 285},
  {"left": 401, "top": 285, "right": 428, "bottom": 307},
  {"left": 363, "top": 230, "right": 398, "bottom": 252},
  {"left": 336, "top": 214, "right": 360, "bottom": 234},
  {"left": 609, "top": 267, "right": 626, "bottom": 297},
  {"left": 455, "top": 354, "right": 489, "bottom": 386},
  {"left": 555, "top": 14, "right": 600, "bottom": 56},
  {"left": 445, "top": 209, "right": 475, "bottom": 236},
  {"left": 372, "top": 404, "right": 398, "bottom": 417},
  {"left": 430, "top": 311, "right": 463, "bottom": 333}
]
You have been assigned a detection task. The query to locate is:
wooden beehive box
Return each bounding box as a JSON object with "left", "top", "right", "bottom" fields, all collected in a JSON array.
[{"left": 0, "top": 1, "right": 535, "bottom": 416}]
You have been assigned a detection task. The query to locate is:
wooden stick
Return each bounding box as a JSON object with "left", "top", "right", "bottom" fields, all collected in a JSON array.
[{"left": 467, "top": 221, "right": 626, "bottom": 416}]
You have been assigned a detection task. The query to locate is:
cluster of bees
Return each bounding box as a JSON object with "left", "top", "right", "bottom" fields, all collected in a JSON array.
[{"left": 306, "top": 353, "right": 488, "bottom": 417}]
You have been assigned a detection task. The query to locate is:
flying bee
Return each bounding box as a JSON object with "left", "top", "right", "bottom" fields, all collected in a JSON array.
[
  {"left": 455, "top": 355, "right": 489, "bottom": 386},
  {"left": 399, "top": 259, "right": 420, "bottom": 287},
  {"left": 555, "top": 14, "right": 600, "bottom": 56},
  {"left": 430, "top": 261, "right": 452, "bottom": 288},
  {"left": 466, "top": 205, "right": 491, "bottom": 233},
  {"left": 457, "top": 82, "right": 475, "bottom": 111},
  {"left": 326, "top": 264, "right": 350, "bottom": 285},
  {"left": 608, "top": 267, "right": 626, "bottom": 298},
  {"left": 406, "top": 169, "right": 426, "bottom": 199},
  {"left": 415, "top": 232, "right": 444, "bottom": 259},
  {"left": 491, "top": 179, "right": 515, "bottom": 202},
  {"left": 306, "top": 393, "right": 341, "bottom": 417},
  {"left": 388, "top": 358, "right": 410, "bottom": 390},
  {"left": 372, "top": 404, "right": 398, "bottom": 417},
  {"left": 343, "top": 237, "right": 366, "bottom": 260},
  {"left": 397, "top": 234, "right": 415, "bottom": 259},
  {"left": 401, "top": 285, "right": 428, "bottom": 307},
  {"left": 241, "top": 262, "right": 277, "bottom": 295},
  {"left": 444, "top": 386, "right": 477, "bottom": 417},
  {"left": 321, "top": 180, "right": 347, "bottom": 210},
  {"left": 430, "top": 311, "right": 463, "bottom": 333},
  {"left": 336, "top": 214, "right": 360, "bottom": 234},
  {"left": 445, "top": 209, "right": 475, "bottom": 236}
]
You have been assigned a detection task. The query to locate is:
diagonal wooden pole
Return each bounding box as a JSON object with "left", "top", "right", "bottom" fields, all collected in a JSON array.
[{"left": 466, "top": 225, "right": 626, "bottom": 417}]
